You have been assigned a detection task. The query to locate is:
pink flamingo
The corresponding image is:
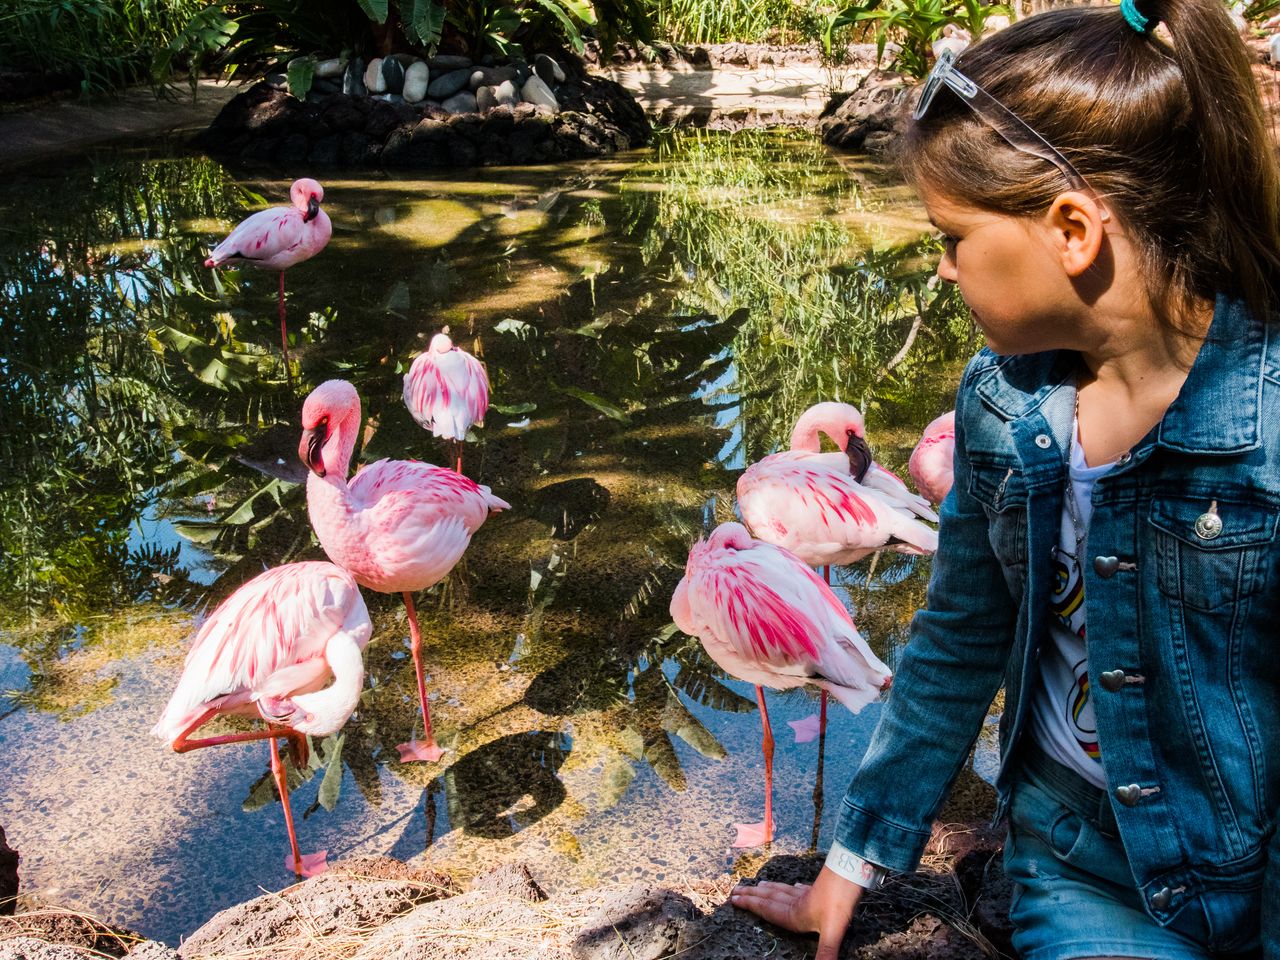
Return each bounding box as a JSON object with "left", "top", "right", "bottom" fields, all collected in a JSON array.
[
  {"left": 670, "top": 522, "right": 892, "bottom": 848},
  {"left": 402, "top": 328, "right": 490, "bottom": 474},
  {"left": 152, "top": 561, "right": 371, "bottom": 878},
  {"left": 737, "top": 402, "right": 938, "bottom": 569},
  {"left": 299, "top": 379, "right": 509, "bottom": 763},
  {"left": 204, "top": 178, "right": 332, "bottom": 372},
  {"left": 909, "top": 410, "right": 956, "bottom": 505}
]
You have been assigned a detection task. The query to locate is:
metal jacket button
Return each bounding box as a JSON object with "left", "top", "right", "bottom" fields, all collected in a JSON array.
[
  {"left": 1195, "top": 501, "right": 1223, "bottom": 540},
  {"left": 1100, "top": 670, "right": 1126, "bottom": 692},
  {"left": 1150, "top": 887, "right": 1172, "bottom": 911},
  {"left": 1094, "top": 556, "right": 1120, "bottom": 577},
  {"left": 1035, "top": 434, "right": 1052, "bottom": 449},
  {"left": 1115, "top": 784, "right": 1142, "bottom": 806},
  {"left": 1117, "top": 452, "right": 1132, "bottom": 465}
]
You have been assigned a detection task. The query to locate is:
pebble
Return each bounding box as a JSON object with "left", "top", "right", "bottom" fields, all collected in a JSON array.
[
  {"left": 427, "top": 67, "right": 471, "bottom": 99},
  {"left": 265, "top": 72, "right": 287, "bottom": 89},
  {"left": 381, "top": 56, "right": 405, "bottom": 94},
  {"left": 403, "top": 61, "right": 430, "bottom": 103},
  {"left": 476, "top": 84, "right": 498, "bottom": 112},
  {"left": 441, "top": 90, "right": 478, "bottom": 114},
  {"left": 343, "top": 57, "right": 367, "bottom": 96},
  {"left": 534, "top": 53, "right": 565, "bottom": 85},
  {"left": 427, "top": 54, "right": 473, "bottom": 72},
  {"left": 364, "top": 57, "right": 386, "bottom": 94},
  {"left": 315, "top": 57, "right": 346, "bottom": 78},
  {"left": 470, "top": 65, "right": 516, "bottom": 89},
  {"left": 521, "top": 75, "right": 558, "bottom": 111},
  {"left": 494, "top": 79, "right": 519, "bottom": 107}
]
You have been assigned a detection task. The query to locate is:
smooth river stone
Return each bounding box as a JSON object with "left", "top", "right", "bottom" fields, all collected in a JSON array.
[
  {"left": 476, "top": 84, "right": 497, "bottom": 113},
  {"left": 428, "top": 54, "right": 473, "bottom": 72},
  {"left": 364, "top": 57, "right": 386, "bottom": 94},
  {"left": 381, "top": 56, "right": 405, "bottom": 94},
  {"left": 343, "top": 57, "right": 366, "bottom": 96},
  {"left": 494, "top": 79, "right": 519, "bottom": 107},
  {"left": 427, "top": 67, "right": 470, "bottom": 99},
  {"left": 469, "top": 65, "right": 516, "bottom": 89},
  {"left": 403, "top": 61, "right": 430, "bottom": 103},
  {"left": 441, "top": 90, "right": 478, "bottom": 114},
  {"left": 534, "top": 53, "right": 565, "bottom": 85},
  {"left": 521, "top": 75, "right": 558, "bottom": 110},
  {"left": 315, "top": 57, "right": 346, "bottom": 78}
]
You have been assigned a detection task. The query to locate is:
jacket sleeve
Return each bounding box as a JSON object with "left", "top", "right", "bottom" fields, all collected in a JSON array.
[{"left": 831, "top": 357, "right": 1020, "bottom": 872}]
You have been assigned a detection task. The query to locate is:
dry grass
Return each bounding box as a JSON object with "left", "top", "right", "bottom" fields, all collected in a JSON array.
[{"left": 0, "top": 904, "right": 146, "bottom": 957}]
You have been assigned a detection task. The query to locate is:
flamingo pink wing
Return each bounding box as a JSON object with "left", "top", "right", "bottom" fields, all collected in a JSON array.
[
  {"left": 693, "top": 553, "right": 824, "bottom": 667},
  {"left": 207, "top": 207, "right": 300, "bottom": 267}
]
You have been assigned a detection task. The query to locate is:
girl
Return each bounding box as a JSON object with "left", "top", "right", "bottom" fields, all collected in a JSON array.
[{"left": 731, "top": 0, "right": 1280, "bottom": 957}]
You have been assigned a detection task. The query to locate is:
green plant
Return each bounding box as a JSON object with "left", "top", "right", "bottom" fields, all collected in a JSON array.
[{"left": 832, "top": 0, "right": 1008, "bottom": 79}]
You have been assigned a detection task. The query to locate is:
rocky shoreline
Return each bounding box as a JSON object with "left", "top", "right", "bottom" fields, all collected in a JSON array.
[{"left": 0, "top": 818, "right": 1013, "bottom": 960}]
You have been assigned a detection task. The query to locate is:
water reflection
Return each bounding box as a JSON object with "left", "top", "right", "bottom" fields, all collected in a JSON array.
[{"left": 0, "top": 129, "right": 980, "bottom": 944}]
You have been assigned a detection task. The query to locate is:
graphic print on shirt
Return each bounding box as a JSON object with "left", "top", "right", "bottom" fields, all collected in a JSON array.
[{"left": 1049, "top": 548, "right": 1101, "bottom": 760}]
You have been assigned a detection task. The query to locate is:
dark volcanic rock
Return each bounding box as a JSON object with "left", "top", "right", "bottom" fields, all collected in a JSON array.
[
  {"left": 196, "top": 66, "right": 649, "bottom": 171},
  {"left": 0, "top": 910, "right": 141, "bottom": 957},
  {"left": 572, "top": 885, "right": 697, "bottom": 960},
  {"left": 178, "top": 856, "right": 456, "bottom": 960},
  {"left": 818, "top": 69, "right": 912, "bottom": 152},
  {"left": 0, "top": 827, "right": 16, "bottom": 916}
]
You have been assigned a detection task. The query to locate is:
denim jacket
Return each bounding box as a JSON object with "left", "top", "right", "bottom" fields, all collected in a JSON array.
[{"left": 834, "top": 295, "right": 1280, "bottom": 954}]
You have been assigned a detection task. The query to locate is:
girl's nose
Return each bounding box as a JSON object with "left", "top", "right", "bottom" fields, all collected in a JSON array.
[{"left": 936, "top": 252, "right": 958, "bottom": 284}]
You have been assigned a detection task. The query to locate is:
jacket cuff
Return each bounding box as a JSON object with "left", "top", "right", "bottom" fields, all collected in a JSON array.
[{"left": 831, "top": 798, "right": 933, "bottom": 874}]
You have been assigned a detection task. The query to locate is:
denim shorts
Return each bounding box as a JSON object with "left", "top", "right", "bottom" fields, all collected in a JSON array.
[{"left": 1003, "top": 741, "right": 1262, "bottom": 960}]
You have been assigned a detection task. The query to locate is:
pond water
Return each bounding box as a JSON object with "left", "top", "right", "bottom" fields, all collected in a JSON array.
[{"left": 0, "top": 128, "right": 986, "bottom": 946}]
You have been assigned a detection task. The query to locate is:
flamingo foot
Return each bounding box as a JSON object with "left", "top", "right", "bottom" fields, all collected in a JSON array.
[
  {"left": 732, "top": 821, "right": 773, "bottom": 848},
  {"left": 396, "top": 739, "right": 446, "bottom": 763},
  {"left": 787, "top": 713, "right": 823, "bottom": 745},
  {"left": 286, "top": 850, "right": 329, "bottom": 877}
]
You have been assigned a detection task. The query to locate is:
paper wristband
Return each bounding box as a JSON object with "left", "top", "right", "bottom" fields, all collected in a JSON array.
[{"left": 825, "top": 841, "right": 888, "bottom": 891}]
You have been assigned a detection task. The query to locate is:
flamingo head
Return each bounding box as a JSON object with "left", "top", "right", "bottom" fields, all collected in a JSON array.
[
  {"left": 789, "top": 402, "right": 874, "bottom": 480},
  {"left": 429, "top": 331, "right": 454, "bottom": 354},
  {"left": 299, "top": 379, "right": 360, "bottom": 478},
  {"left": 707, "top": 521, "right": 755, "bottom": 552},
  {"left": 291, "top": 178, "right": 324, "bottom": 223}
]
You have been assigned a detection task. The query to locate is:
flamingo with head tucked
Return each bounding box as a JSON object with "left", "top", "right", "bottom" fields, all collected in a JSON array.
[
  {"left": 204, "top": 178, "right": 332, "bottom": 372},
  {"left": 671, "top": 522, "right": 892, "bottom": 848},
  {"left": 299, "top": 379, "right": 509, "bottom": 763},
  {"left": 909, "top": 410, "right": 956, "bottom": 505},
  {"left": 152, "top": 561, "right": 372, "bottom": 877},
  {"left": 737, "top": 402, "right": 938, "bottom": 570},
  {"left": 403, "top": 328, "right": 490, "bottom": 474}
]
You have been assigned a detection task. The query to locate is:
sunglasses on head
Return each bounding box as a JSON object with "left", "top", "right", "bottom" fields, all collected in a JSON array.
[{"left": 915, "top": 48, "right": 1092, "bottom": 194}]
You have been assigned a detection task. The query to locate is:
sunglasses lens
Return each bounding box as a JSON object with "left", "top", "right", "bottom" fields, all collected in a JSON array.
[{"left": 913, "top": 50, "right": 954, "bottom": 120}]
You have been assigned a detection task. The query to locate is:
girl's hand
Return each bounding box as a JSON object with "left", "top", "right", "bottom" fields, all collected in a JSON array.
[{"left": 730, "top": 866, "right": 865, "bottom": 960}]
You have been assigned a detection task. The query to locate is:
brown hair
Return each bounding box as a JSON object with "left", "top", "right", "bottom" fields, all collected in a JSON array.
[{"left": 900, "top": 0, "right": 1280, "bottom": 331}]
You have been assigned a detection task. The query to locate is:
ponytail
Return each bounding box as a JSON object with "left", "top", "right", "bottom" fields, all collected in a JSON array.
[{"left": 901, "top": 0, "right": 1280, "bottom": 330}]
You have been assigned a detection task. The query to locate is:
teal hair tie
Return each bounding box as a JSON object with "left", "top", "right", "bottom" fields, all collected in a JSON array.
[{"left": 1120, "top": 0, "right": 1151, "bottom": 32}]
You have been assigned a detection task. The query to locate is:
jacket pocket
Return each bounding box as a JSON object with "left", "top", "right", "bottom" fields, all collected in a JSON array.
[
  {"left": 968, "top": 456, "right": 1028, "bottom": 570},
  {"left": 1149, "top": 497, "right": 1278, "bottom": 612}
]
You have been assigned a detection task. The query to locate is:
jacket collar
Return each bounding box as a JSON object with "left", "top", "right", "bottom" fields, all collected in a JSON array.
[{"left": 974, "top": 293, "right": 1266, "bottom": 455}]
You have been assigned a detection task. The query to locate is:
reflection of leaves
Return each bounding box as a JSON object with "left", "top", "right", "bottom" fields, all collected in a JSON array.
[
  {"left": 317, "top": 732, "right": 345, "bottom": 812},
  {"left": 597, "top": 752, "right": 636, "bottom": 808},
  {"left": 554, "top": 384, "right": 631, "bottom": 423},
  {"left": 153, "top": 325, "right": 275, "bottom": 392},
  {"left": 530, "top": 478, "right": 610, "bottom": 540},
  {"left": 523, "top": 653, "right": 629, "bottom": 715},
  {"left": 662, "top": 693, "right": 726, "bottom": 760},
  {"left": 669, "top": 641, "right": 756, "bottom": 714}
]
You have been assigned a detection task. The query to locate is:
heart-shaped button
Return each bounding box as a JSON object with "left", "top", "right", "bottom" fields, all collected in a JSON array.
[
  {"left": 1100, "top": 669, "right": 1126, "bottom": 692},
  {"left": 1114, "top": 784, "right": 1142, "bottom": 807},
  {"left": 1093, "top": 556, "right": 1120, "bottom": 578}
]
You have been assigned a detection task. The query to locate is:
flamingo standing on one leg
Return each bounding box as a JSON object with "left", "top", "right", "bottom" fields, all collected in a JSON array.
[
  {"left": 151, "top": 561, "right": 372, "bottom": 878},
  {"left": 909, "top": 410, "right": 956, "bottom": 505},
  {"left": 670, "top": 522, "right": 892, "bottom": 848},
  {"left": 402, "top": 328, "right": 490, "bottom": 474},
  {"left": 299, "top": 379, "right": 509, "bottom": 763},
  {"left": 204, "top": 178, "right": 332, "bottom": 374},
  {"left": 737, "top": 402, "right": 935, "bottom": 743}
]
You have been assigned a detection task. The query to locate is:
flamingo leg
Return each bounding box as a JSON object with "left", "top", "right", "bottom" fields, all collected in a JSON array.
[
  {"left": 453, "top": 439, "right": 463, "bottom": 476},
  {"left": 810, "top": 701, "right": 827, "bottom": 852},
  {"left": 395, "top": 591, "right": 445, "bottom": 763},
  {"left": 278, "top": 270, "right": 293, "bottom": 383},
  {"left": 269, "top": 737, "right": 328, "bottom": 878},
  {"left": 732, "top": 685, "right": 775, "bottom": 848}
]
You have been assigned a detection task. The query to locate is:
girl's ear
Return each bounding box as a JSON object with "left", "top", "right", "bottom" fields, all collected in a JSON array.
[{"left": 1046, "top": 191, "right": 1110, "bottom": 278}]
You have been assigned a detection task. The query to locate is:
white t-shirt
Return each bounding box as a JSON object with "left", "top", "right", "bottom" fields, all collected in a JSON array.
[{"left": 1027, "top": 420, "right": 1114, "bottom": 789}]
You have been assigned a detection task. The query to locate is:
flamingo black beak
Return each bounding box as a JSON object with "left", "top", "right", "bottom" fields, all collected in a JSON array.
[
  {"left": 846, "top": 431, "right": 873, "bottom": 483},
  {"left": 300, "top": 427, "right": 326, "bottom": 477},
  {"left": 304, "top": 194, "right": 320, "bottom": 223}
]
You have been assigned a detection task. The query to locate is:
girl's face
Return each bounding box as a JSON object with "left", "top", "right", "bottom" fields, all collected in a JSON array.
[{"left": 923, "top": 190, "right": 1080, "bottom": 356}]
